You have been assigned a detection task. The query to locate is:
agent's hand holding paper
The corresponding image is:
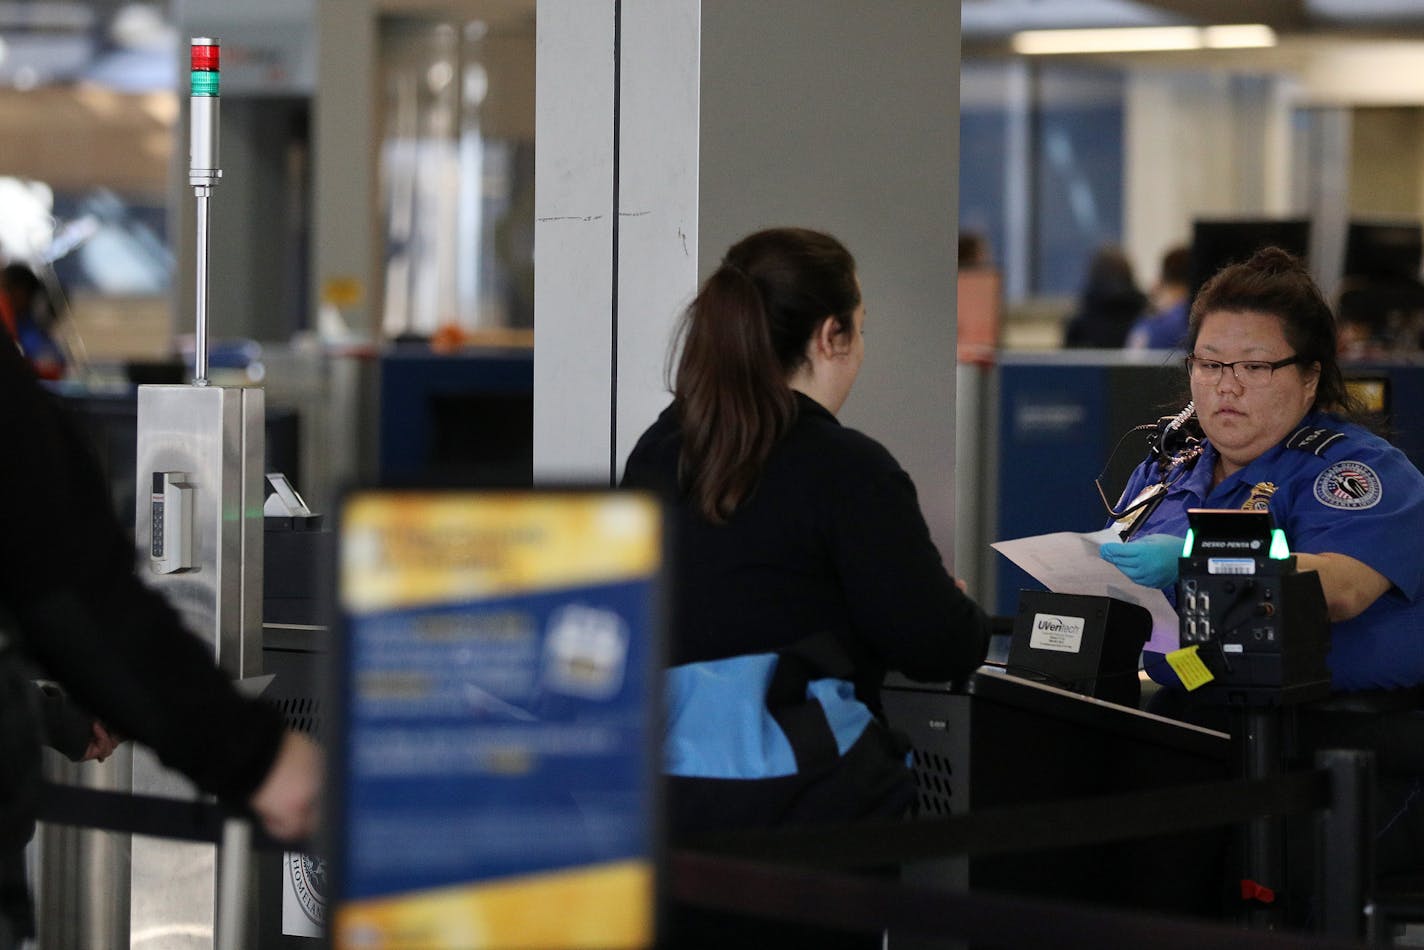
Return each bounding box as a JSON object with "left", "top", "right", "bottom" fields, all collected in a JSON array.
[
  {"left": 991, "top": 528, "right": 1181, "bottom": 654},
  {"left": 1099, "top": 534, "right": 1184, "bottom": 589}
]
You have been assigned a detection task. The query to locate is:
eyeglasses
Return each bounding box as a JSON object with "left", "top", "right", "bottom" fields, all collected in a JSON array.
[{"left": 1184, "top": 354, "right": 1302, "bottom": 387}]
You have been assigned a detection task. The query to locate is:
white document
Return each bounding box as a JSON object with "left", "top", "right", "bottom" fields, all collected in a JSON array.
[{"left": 991, "top": 527, "right": 1180, "bottom": 654}]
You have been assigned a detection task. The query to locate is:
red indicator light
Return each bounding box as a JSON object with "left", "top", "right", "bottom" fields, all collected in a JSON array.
[{"left": 191, "top": 44, "right": 219, "bottom": 72}]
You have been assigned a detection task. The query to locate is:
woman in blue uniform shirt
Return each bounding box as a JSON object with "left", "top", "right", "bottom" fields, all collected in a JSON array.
[
  {"left": 1100, "top": 246, "right": 1424, "bottom": 692},
  {"left": 1101, "top": 247, "right": 1424, "bottom": 882}
]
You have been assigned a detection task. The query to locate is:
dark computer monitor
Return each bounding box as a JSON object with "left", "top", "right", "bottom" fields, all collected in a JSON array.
[
  {"left": 1338, "top": 223, "right": 1424, "bottom": 346},
  {"left": 1189, "top": 218, "right": 1311, "bottom": 299},
  {"left": 1343, "top": 221, "right": 1423, "bottom": 282}
]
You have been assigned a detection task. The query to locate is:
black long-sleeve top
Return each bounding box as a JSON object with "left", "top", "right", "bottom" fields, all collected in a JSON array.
[
  {"left": 0, "top": 340, "right": 282, "bottom": 804},
  {"left": 621, "top": 393, "right": 989, "bottom": 702}
]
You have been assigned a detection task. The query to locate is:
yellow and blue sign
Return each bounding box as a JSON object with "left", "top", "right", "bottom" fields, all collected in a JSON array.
[{"left": 332, "top": 490, "right": 662, "bottom": 949}]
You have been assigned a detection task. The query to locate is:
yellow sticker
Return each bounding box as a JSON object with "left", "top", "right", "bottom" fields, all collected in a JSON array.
[{"left": 1165, "top": 644, "right": 1215, "bottom": 691}]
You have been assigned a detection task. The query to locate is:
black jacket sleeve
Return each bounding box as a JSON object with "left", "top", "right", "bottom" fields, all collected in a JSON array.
[
  {"left": 0, "top": 343, "right": 283, "bottom": 802},
  {"left": 33, "top": 683, "right": 94, "bottom": 762},
  {"left": 825, "top": 440, "right": 990, "bottom": 683}
]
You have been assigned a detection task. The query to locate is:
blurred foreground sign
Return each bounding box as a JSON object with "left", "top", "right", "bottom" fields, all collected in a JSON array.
[{"left": 331, "top": 489, "right": 663, "bottom": 950}]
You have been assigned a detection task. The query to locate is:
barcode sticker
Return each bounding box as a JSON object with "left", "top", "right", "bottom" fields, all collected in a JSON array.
[{"left": 1207, "top": 558, "right": 1256, "bottom": 575}]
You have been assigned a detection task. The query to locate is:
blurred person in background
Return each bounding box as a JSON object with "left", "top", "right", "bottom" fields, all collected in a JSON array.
[
  {"left": 958, "top": 231, "right": 992, "bottom": 270},
  {"left": 1127, "top": 245, "right": 1192, "bottom": 351},
  {"left": 1063, "top": 244, "right": 1148, "bottom": 348},
  {"left": 0, "top": 263, "right": 66, "bottom": 380}
]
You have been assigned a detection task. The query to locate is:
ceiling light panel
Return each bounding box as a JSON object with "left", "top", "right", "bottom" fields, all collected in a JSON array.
[{"left": 1011, "top": 24, "right": 1276, "bottom": 55}]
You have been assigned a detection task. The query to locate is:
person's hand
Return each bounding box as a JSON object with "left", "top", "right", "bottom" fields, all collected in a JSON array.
[
  {"left": 1099, "top": 533, "right": 1184, "bottom": 589},
  {"left": 249, "top": 731, "right": 323, "bottom": 843},
  {"left": 81, "top": 721, "right": 122, "bottom": 763}
]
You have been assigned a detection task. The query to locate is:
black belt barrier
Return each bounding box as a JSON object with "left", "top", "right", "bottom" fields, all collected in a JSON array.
[
  {"left": 38, "top": 769, "right": 1328, "bottom": 874},
  {"left": 686, "top": 769, "right": 1330, "bottom": 869},
  {"left": 34, "top": 781, "right": 308, "bottom": 855},
  {"left": 35, "top": 768, "right": 1360, "bottom": 946},
  {"left": 668, "top": 851, "right": 1364, "bottom": 950}
]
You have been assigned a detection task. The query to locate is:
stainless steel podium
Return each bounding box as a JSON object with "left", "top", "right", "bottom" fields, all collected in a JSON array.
[{"left": 129, "top": 383, "right": 265, "bottom": 950}]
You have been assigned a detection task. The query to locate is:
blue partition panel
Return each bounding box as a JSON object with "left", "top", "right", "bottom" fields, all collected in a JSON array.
[
  {"left": 377, "top": 347, "right": 534, "bottom": 483},
  {"left": 994, "top": 363, "right": 1113, "bottom": 614}
]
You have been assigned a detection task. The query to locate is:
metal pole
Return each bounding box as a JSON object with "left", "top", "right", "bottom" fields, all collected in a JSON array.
[
  {"left": 216, "top": 818, "right": 253, "bottom": 950},
  {"left": 1236, "top": 704, "right": 1285, "bottom": 929},
  {"left": 188, "top": 37, "right": 221, "bottom": 387},
  {"left": 194, "top": 187, "right": 210, "bottom": 385}
]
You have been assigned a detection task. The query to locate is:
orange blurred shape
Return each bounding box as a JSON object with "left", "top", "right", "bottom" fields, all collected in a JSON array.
[{"left": 430, "top": 323, "right": 470, "bottom": 353}]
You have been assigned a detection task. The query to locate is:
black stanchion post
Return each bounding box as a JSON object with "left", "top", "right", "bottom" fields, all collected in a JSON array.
[
  {"left": 1237, "top": 704, "right": 1286, "bottom": 929},
  {"left": 1316, "top": 748, "right": 1375, "bottom": 939}
]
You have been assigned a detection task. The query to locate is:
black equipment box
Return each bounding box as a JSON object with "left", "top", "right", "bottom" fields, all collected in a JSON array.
[
  {"left": 1008, "top": 591, "right": 1150, "bottom": 708},
  {"left": 1177, "top": 509, "right": 1330, "bottom": 704}
]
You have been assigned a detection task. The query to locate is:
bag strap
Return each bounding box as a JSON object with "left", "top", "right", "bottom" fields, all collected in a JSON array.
[{"left": 764, "top": 631, "right": 862, "bottom": 774}]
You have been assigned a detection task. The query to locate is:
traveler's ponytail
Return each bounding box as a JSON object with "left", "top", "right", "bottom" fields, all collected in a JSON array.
[{"left": 672, "top": 228, "right": 859, "bottom": 523}]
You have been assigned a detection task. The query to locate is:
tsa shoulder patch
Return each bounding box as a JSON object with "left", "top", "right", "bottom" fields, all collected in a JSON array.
[
  {"left": 1286, "top": 425, "right": 1347, "bottom": 457},
  {"left": 1313, "top": 460, "right": 1383, "bottom": 510}
]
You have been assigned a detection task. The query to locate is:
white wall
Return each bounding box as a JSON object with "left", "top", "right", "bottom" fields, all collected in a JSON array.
[
  {"left": 1299, "top": 40, "right": 1424, "bottom": 106},
  {"left": 1124, "top": 70, "right": 1296, "bottom": 288},
  {"left": 534, "top": 2, "right": 963, "bottom": 565},
  {"left": 698, "top": 0, "right": 963, "bottom": 562},
  {"left": 314, "top": 0, "right": 378, "bottom": 335},
  {"left": 613, "top": 0, "right": 701, "bottom": 474},
  {"left": 532, "top": 0, "right": 700, "bottom": 484},
  {"left": 532, "top": 0, "right": 617, "bottom": 482}
]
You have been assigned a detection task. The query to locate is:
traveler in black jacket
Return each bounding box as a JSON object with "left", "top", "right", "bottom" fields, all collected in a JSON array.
[
  {"left": 0, "top": 337, "right": 321, "bottom": 945},
  {"left": 623, "top": 227, "right": 989, "bottom": 948}
]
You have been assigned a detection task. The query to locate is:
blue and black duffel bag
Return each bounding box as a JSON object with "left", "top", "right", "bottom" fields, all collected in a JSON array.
[{"left": 663, "top": 633, "right": 915, "bottom": 836}]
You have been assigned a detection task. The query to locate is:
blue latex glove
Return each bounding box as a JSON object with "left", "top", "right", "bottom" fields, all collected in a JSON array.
[{"left": 1099, "top": 533, "right": 1184, "bottom": 589}]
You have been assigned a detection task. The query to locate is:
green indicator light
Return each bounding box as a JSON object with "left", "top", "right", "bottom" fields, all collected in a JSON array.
[
  {"left": 191, "top": 70, "right": 220, "bottom": 96},
  {"left": 1181, "top": 530, "right": 1194, "bottom": 557},
  {"left": 1269, "top": 528, "right": 1291, "bottom": 560}
]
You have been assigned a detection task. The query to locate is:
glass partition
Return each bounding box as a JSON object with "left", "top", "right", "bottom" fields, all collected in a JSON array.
[
  {"left": 0, "top": 2, "right": 178, "bottom": 370},
  {"left": 378, "top": 12, "right": 535, "bottom": 341}
]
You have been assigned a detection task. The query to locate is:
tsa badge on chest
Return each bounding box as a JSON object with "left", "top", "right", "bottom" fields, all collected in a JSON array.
[{"left": 1241, "top": 481, "right": 1277, "bottom": 511}]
